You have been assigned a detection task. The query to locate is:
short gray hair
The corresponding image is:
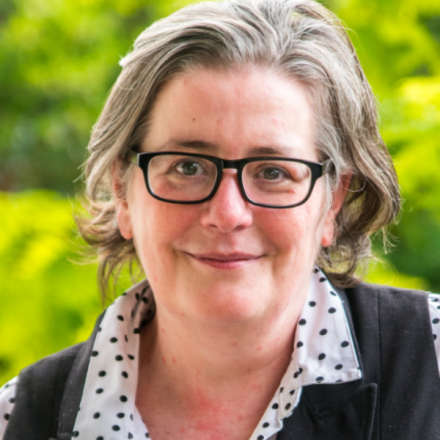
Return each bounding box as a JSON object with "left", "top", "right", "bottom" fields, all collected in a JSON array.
[{"left": 77, "top": 0, "right": 400, "bottom": 297}]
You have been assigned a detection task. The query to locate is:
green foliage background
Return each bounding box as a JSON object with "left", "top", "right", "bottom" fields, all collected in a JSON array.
[{"left": 0, "top": 0, "right": 439, "bottom": 385}]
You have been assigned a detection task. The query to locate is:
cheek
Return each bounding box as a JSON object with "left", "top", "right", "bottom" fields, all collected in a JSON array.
[
  {"left": 257, "top": 206, "right": 317, "bottom": 253},
  {"left": 131, "top": 198, "right": 198, "bottom": 262}
]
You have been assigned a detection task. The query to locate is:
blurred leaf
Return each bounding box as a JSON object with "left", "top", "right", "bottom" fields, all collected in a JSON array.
[{"left": 0, "top": 191, "right": 101, "bottom": 384}]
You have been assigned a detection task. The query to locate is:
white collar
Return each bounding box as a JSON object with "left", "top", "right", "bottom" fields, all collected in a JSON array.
[{"left": 72, "top": 268, "right": 361, "bottom": 440}]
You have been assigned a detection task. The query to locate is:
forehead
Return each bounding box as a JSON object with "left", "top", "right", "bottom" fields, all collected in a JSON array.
[{"left": 143, "top": 66, "right": 317, "bottom": 160}]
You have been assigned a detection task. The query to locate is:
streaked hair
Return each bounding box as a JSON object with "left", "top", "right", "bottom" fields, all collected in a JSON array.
[{"left": 77, "top": 0, "right": 400, "bottom": 297}]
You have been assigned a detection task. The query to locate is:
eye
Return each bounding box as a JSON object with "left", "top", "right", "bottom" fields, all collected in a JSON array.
[
  {"left": 175, "top": 160, "right": 205, "bottom": 176},
  {"left": 260, "top": 166, "right": 286, "bottom": 181},
  {"left": 256, "top": 165, "right": 290, "bottom": 181}
]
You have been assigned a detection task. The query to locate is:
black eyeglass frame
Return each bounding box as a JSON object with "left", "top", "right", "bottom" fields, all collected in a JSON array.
[{"left": 132, "top": 151, "right": 331, "bottom": 209}]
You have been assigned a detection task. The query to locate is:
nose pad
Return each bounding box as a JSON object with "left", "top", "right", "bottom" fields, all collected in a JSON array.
[{"left": 200, "top": 170, "right": 253, "bottom": 232}]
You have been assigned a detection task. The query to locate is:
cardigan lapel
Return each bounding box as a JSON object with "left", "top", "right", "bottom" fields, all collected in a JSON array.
[
  {"left": 55, "top": 311, "right": 107, "bottom": 440},
  {"left": 276, "top": 285, "right": 378, "bottom": 440},
  {"left": 277, "top": 382, "right": 377, "bottom": 440}
]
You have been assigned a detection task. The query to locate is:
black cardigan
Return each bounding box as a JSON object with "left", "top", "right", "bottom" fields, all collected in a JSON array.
[{"left": 4, "top": 283, "right": 440, "bottom": 440}]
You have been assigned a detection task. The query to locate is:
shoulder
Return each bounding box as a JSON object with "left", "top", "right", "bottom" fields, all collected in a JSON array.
[
  {"left": 0, "top": 303, "right": 108, "bottom": 439},
  {"left": 343, "top": 281, "right": 433, "bottom": 336},
  {"left": 17, "top": 342, "right": 84, "bottom": 393},
  {"left": 343, "top": 282, "right": 440, "bottom": 379},
  {"left": 344, "top": 282, "right": 430, "bottom": 328},
  {"left": 345, "top": 281, "right": 429, "bottom": 304},
  {"left": 0, "top": 343, "right": 84, "bottom": 440},
  {"left": 0, "top": 308, "right": 106, "bottom": 440}
]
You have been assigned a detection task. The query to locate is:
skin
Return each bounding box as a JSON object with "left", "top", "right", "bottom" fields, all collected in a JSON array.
[{"left": 114, "top": 65, "right": 349, "bottom": 440}]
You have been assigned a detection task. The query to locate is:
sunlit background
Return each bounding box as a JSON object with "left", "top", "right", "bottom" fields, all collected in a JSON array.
[{"left": 1, "top": 0, "right": 439, "bottom": 385}]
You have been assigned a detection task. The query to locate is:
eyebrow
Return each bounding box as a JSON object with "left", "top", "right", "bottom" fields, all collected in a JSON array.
[
  {"left": 156, "top": 139, "right": 304, "bottom": 158},
  {"left": 162, "top": 140, "right": 217, "bottom": 151}
]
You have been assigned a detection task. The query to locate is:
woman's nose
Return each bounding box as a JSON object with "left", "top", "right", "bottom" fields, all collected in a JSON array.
[{"left": 199, "top": 170, "right": 253, "bottom": 233}]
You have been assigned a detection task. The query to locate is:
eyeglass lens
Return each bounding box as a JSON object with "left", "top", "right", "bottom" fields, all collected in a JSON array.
[{"left": 147, "top": 154, "right": 312, "bottom": 207}]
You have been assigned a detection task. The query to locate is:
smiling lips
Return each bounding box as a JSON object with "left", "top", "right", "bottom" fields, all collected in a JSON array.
[{"left": 187, "top": 252, "right": 262, "bottom": 269}]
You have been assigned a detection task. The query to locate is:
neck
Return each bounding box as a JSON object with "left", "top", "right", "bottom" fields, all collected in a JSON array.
[
  {"left": 136, "top": 289, "right": 306, "bottom": 440},
  {"left": 143, "top": 303, "right": 297, "bottom": 383}
]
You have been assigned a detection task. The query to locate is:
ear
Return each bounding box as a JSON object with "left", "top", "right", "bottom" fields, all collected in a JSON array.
[
  {"left": 112, "top": 161, "right": 133, "bottom": 240},
  {"left": 320, "top": 173, "right": 352, "bottom": 247}
]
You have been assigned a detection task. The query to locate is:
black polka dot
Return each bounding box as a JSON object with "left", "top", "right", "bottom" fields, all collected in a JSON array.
[
  {"left": 341, "top": 341, "right": 349, "bottom": 347},
  {"left": 142, "top": 296, "right": 149, "bottom": 303},
  {"left": 128, "top": 434, "right": 133, "bottom": 439},
  {"left": 433, "top": 298, "right": 439, "bottom": 302},
  {"left": 316, "top": 376, "right": 324, "bottom": 383},
  {"left": 328, "top": 307, "right": 336, "bottom": 314},
  {"left": 112, "top": 425, "right": 120, "bottom": 431},
  {"left": 117, "top": 315, "right": 124, "bottom": 321},
  {"left": 330, "top": 291, "right": 337, "bottom": 296},
  {"left": 293, "top": 371, "right": 299, "bottom": 378},
  {"left": 96, "top": 388, "right": 104, "bottom": 394},
  {"left": 145, "top": 434, "right": 150, "bottom": 438},
  {"left": 335, "top": 364, "right": 343, "bottom": 370},
  {"left": 98, "top": 327, "right": 102, "bottom": 332},
  {"left": 289, "top": 390, "right": 295, "bottom": 395},
  {"left": 91, "top": 351, "right": 99, "bottom": 357},
  {"left": 437, "top": 305, "right": 440, "bottom": 310},
  {"left": 272, "top": 403, "right": 279, "bottom": 409},
  {"left": 9, "top": 398, "right": 15, "bottom": 404},
  {"left": 110, "top": 337, "right": 118, "bottom": 343},
  {"left": 134, "top": 328, "right": 140, "bottom": 334},
  {"left": 257, "top": 436, "right": 264, "bottom": 440},
  {"left": 433, "top": 318, "right": 440, "bottom": 324},
  {"left": 335, "top": 379, "right": 343, "bottom": 383},
  {"left": 4, "top": 413, "right": 10, "bottom": 421},
  {"left": 73, "top": 431, "right": 79, "bottom": 437},
  {"left": 117, "top": 412, "right": 125, "bottom": 418},
  {"left": 319, "top": 329, "right": 328, "bottom": 336},
  {"left": 135, "top": 293, "right": 140, "bottom": 300},
  {"left": 296, "top": 341, "right": 304, "bottom": 348},
  {"left": 98, "top": 370, "right": 106, "bottom": 377},
  {"left": 263, "top": 422, "right": 270, "bottom": 428},
  {"left": 319, "top": 277, "right": 326, "bottom": 282},
  {"left": 280, "top": 387, "right": 284, "bottom": 393},
  {"left": 298, "top": 367, "right": 303, "bottom": 374},
  {"left": 125, "top": 335, "right": 128, "bottom": 342},
  {"left": 318, "top": 353, "right": 326, "bottom": 360},
  {"left": 96, "top": 437, "right": 103, "bottom": 440},
  {"left": 285, "top": 403, "right": 291, "bottom": 410},
  {"left": 93, "top": 412, "right": 100, "bottom": 419},
  {"left": 122, "top": 371, "right": 129, "bottom": 378},
  {"left": 434, "top": 334, "right": 437, "bottom": 341},
  {"left": 120, "top": 395, "right": 128, "bottom": 402},
  {"left": 309, "top": 301, "right": 316, "bottom": 307},
  {"left": 299, "top": 319, "right": 307, "bottom": 325},
  {"left": 115, "top": 355, "right": 123, "bottom": 361},
  {"left": 130, "top": 414, "right": 134, "bottom": 420},
  {"left": 313, "top": 268, "right": 319, "bottom": 273},
  {"left": 128, "top": 355, "right": 135, "bottom": 360}
]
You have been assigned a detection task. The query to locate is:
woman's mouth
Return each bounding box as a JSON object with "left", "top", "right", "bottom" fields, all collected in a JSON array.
[{"left": 186, "top": 252, "right": 262, "bottom": 270}]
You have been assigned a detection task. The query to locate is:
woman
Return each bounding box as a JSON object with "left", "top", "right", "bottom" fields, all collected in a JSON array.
[{"left": 1, "top": 0, "right": 440, "bottom": 439}]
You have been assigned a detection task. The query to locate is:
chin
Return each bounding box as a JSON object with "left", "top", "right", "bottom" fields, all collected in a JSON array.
[{"left": 189, "top": 284, "right": 269, "bottom": 325}]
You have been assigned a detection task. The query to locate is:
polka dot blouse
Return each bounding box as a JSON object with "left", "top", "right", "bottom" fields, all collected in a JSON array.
[{"left": 2, "top": 269, "right": 440, "bottom": 439}]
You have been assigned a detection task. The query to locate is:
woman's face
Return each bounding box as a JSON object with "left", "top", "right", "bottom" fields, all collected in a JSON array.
[{"left": 116, "top": 66, "right": 345, "bottom": 326}]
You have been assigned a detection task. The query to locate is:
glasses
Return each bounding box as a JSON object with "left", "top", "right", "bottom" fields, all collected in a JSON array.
[{"left": 131, "top": 151, "right": 331, "bottom": 209}]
